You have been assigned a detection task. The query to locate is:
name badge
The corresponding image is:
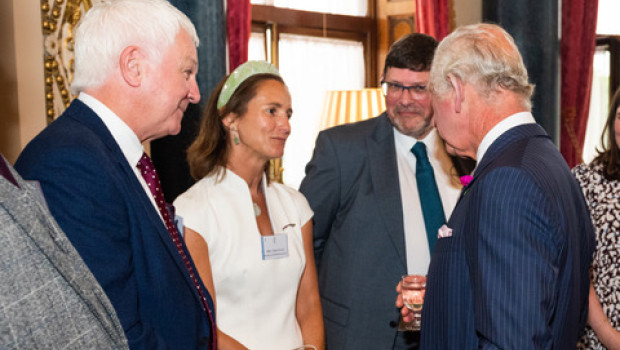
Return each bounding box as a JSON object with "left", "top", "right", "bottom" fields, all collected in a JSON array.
[
  {"left": 175, "top": 215, "right": 184, "bottom": 238},
  {"left": 261, "top": 234, "right": 288, "bottom": 260},
  {"left": 165, "top": 203, "right": 184, "bottom": 237}
]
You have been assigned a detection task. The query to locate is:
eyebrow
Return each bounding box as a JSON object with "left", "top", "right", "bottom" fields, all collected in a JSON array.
[
  {"left": 385, "top": 80, "right": 428, "bottom": 85},
  {"left": 264, "top": 101, "right": 291, "bottom": 109},
  {"left": 180, "top": 56, "right": 198, "bottom": 69}
]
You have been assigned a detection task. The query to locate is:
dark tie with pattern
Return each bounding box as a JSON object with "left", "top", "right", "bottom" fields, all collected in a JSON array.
[
  {"left": 137, "top": 153, "right": 216, "bottom": 349},
  {"left": 411, "top": 142, "right": 446, "bottom": 253}
]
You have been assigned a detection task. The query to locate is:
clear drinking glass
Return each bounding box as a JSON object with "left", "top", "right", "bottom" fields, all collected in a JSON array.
[{"left": 400, "top": 274, "right": 426, "bottom": 331}]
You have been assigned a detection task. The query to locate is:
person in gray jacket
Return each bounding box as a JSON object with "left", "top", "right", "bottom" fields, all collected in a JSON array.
[
  {"left": 0, "top": 154, "right": 127, "bottom": 349},
  {"left": 300, "top": 34, "right": 473, "bottom": 349}
]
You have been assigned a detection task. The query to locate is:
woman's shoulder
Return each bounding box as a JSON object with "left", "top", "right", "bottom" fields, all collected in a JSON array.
[
  {"left": 573, "top": 159, "right": 604, "bottom": 177},
  {"left": 572, "top": 159, "right": 610, "bottom": 191},
  {"left": 268, "top": 181, "right": 313, "bottom": 224},
  {"left": 571, "top": 159, "right": 603, "bottom": 177},
  {"left": 174, "top": 173, "right": 221, "bottom": 204},
  {"left": 268, "top": 181, "right": 307, "bottom": 202}
]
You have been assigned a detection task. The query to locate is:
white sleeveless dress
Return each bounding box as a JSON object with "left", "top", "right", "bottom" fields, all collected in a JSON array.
[{"left": 174, "top": 169, "right": 313, "bottom": 350}]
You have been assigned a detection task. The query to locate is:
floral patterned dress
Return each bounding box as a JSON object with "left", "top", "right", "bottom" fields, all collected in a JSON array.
[{"left": 573, "top": 159, "right": 620, "bottom": 349}]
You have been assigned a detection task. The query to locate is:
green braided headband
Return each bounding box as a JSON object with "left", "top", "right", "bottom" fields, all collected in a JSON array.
[{"left": 217, "top": 60, "right": 281, "bottom": 109}]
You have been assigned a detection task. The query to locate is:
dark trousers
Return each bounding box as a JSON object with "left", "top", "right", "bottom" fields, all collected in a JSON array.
[{"left": 394, "top": 330, "right": 420, "bottom": 350}]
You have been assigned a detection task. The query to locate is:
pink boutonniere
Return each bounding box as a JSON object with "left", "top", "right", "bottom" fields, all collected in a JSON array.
[
  {"left": 460, "top": 175, "right": 474, "bottom": 187},
  {"left": 437, "top": 224, "right": 453, "bottom": 238}
]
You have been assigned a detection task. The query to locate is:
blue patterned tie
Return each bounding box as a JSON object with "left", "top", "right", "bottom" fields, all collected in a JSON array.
[{"left": 411, "top": 142, "right": 446, "bottom": 253}]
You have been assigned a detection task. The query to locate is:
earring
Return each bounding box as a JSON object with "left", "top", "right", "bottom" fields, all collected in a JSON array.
[{"left": 232, "top": 129, "right": 240, "bottom": 145}]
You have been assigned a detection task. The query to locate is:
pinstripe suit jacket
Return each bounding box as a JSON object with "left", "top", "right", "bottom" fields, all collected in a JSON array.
[
  {"left": 0, "top": 157, "right": 128, "bottom": 349},
  {"left": 420, "top": 124, "right": 595, "bottom": 349}
]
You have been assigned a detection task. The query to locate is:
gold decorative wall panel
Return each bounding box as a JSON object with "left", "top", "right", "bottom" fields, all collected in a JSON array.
[{"left": 41, "top": 0, "right": 97, "bottom": 123}]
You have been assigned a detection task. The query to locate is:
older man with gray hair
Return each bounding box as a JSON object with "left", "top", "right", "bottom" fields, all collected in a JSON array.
[
  {"left": 398, "top": 23, "right": 594, "bottom": 349},
  {"left": 16, "top": 0, "right": 215, "bottom": 348}
]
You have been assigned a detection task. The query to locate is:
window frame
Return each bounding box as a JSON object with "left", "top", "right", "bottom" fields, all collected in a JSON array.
[
  {"left": 251, "top": 3, "right": 378, "bottom": 86},
  {"left": 596, "top": 35, "right": 620, "bottom": 99}
]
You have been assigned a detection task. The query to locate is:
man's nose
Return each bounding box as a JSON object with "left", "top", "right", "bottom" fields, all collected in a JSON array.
[{"left": 188, "top": 78, "right": 201, "bottom": 104}]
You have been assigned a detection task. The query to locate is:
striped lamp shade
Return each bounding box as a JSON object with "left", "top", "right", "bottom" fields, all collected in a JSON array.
[{"left": 319, "top": 88, "right": 386, "bottom": 130}]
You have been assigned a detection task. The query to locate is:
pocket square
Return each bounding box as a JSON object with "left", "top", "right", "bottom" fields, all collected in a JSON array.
[{"left": 437, "top": 224, "right": 453, "bottom": 238}]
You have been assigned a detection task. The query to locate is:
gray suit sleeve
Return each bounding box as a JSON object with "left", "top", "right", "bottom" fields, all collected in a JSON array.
[{"left": 299, "top": 131, "right": 341, "bottom": 266}]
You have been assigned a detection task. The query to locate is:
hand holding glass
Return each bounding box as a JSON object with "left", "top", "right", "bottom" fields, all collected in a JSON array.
[{"left": 401, "top": 275, "right": 426, "bottom": 331}]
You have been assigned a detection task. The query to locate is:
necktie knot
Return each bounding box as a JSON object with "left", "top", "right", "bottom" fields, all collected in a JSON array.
[
  {"left": 137, "top": 153, "right": 159, "bottom": 193},
  {"left": 411, "top": 142, "right": 431, "bottom": 169},
  {"left": 137, "top": 152, "right": 152, "bottom": 170}
]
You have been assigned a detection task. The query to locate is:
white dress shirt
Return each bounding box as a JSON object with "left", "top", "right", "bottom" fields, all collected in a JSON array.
[
  {"left": 394, "top": 128, "right": 463, "bottom": 275},
  {"left": 78, "top": 93, "right": 163, "bottom": 221}
]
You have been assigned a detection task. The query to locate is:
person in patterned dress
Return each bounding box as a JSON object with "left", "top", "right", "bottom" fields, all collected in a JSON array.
[{"left": 573, "top": 86, "right": 620, "bottom": 349}]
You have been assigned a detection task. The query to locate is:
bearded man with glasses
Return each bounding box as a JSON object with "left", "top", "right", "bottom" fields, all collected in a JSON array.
[{"left": 300, "top": 33, "right": 474, "bottom": 350}]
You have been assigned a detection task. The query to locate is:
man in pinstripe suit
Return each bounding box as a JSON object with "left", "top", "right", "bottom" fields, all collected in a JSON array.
[{"left": 398, "top": 23, "right": 595, "bottom": 349}]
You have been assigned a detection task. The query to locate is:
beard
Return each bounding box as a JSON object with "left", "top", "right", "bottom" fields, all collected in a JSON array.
[
  {"left": 388, "top": 105, "right": 433, "bottom": 138},
  {"left": 394, "top": 104, "right": 426, "bottom": 116}
]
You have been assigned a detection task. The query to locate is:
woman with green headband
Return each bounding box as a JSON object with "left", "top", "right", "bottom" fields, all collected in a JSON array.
[{"left": 174, "top": 61, "right": 324, "bottom": 350}]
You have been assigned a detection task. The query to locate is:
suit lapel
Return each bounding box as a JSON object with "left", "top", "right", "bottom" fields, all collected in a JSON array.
[
  {"left": 66, "top": 101, "right": 208, "bottom": 307},
  {"left": 367, "top": 114, "right": 407, "bottom": 267},
  {"left": 0, "top": 171, "right": 126, "bottom": 345}
]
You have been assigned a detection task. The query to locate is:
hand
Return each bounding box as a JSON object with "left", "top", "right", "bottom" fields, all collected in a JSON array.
[
  {"left": 395, "top": 281, "right": 415, "bottom": 322},
  {"left": 588, "top": 284, "right": 620, "bottom": 350}
]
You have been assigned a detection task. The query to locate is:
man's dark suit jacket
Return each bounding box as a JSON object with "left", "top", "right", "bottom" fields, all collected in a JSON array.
[
  {"left": 300, "top": 113, "right": 472, "bottom": 349},
  {"left": 420, "top": 124, "right": 595, "bottom": 349},
  {"left": 15, "top": 100, "right": 215, "bottom": 350}
]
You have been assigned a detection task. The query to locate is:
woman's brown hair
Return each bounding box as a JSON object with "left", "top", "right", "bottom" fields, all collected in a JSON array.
[
  {"left": 187, "top": 73, "right": 284, "bottom": 181},
  {"left": 594, "top": 86, "right": 620, "bottom": 180}
]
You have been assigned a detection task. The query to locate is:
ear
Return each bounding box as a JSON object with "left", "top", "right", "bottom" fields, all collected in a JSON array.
[
  {"left": 448, "top": 74, "right": 464, "bottom": 113},
  {"left": 119, "top": 46, "right": 144, "bottom": 87},
  {"left": 222, "top": 112, "right": 238, "bottom": 130}
]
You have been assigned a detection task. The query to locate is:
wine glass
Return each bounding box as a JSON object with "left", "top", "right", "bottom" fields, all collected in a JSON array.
[{"left": 400, "top": 274, "right": 426, "bottom": 331}]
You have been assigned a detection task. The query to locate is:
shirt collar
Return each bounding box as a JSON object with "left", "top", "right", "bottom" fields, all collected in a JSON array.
[
  {"left": 394, "top": 127, "right": 441, "bottom": 155},
  {"left": 476, "top": 111, "right": 536, "bottom": 163},
  {"left": 78, "top": 92, "right": 144, "bottom": 167}
]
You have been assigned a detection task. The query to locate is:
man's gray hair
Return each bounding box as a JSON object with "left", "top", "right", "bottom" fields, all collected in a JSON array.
[
  {"left": 430, "top": 23, "right": 534, "bottom": 110},
  {"left": 71, "top": 0, "right": 199, "bottom": 94}
]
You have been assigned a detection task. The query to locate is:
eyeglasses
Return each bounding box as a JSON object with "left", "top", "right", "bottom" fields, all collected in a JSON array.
[{"left": 381, "top": 81, "right": 429, "bottom": 99}]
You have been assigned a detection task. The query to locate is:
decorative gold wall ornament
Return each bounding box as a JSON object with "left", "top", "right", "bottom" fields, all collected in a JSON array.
[{"left": 41, "top": 0, "right": 98, "bottom": 123}]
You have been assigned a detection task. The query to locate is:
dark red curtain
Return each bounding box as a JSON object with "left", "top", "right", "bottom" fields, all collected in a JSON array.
[
  {"left": 415, "top": 0, "right": 451, "bottom": 40},
  {"left": 227, "top": 0, "right": 251, "bottom": 71},
  {"left": 561, "top": 0, "right": 598, "bottom": 167}
]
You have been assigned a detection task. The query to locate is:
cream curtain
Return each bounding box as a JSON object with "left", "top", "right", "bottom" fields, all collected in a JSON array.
[{"left": 277, "top": 34, "right": 364, "bottom": 188}]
